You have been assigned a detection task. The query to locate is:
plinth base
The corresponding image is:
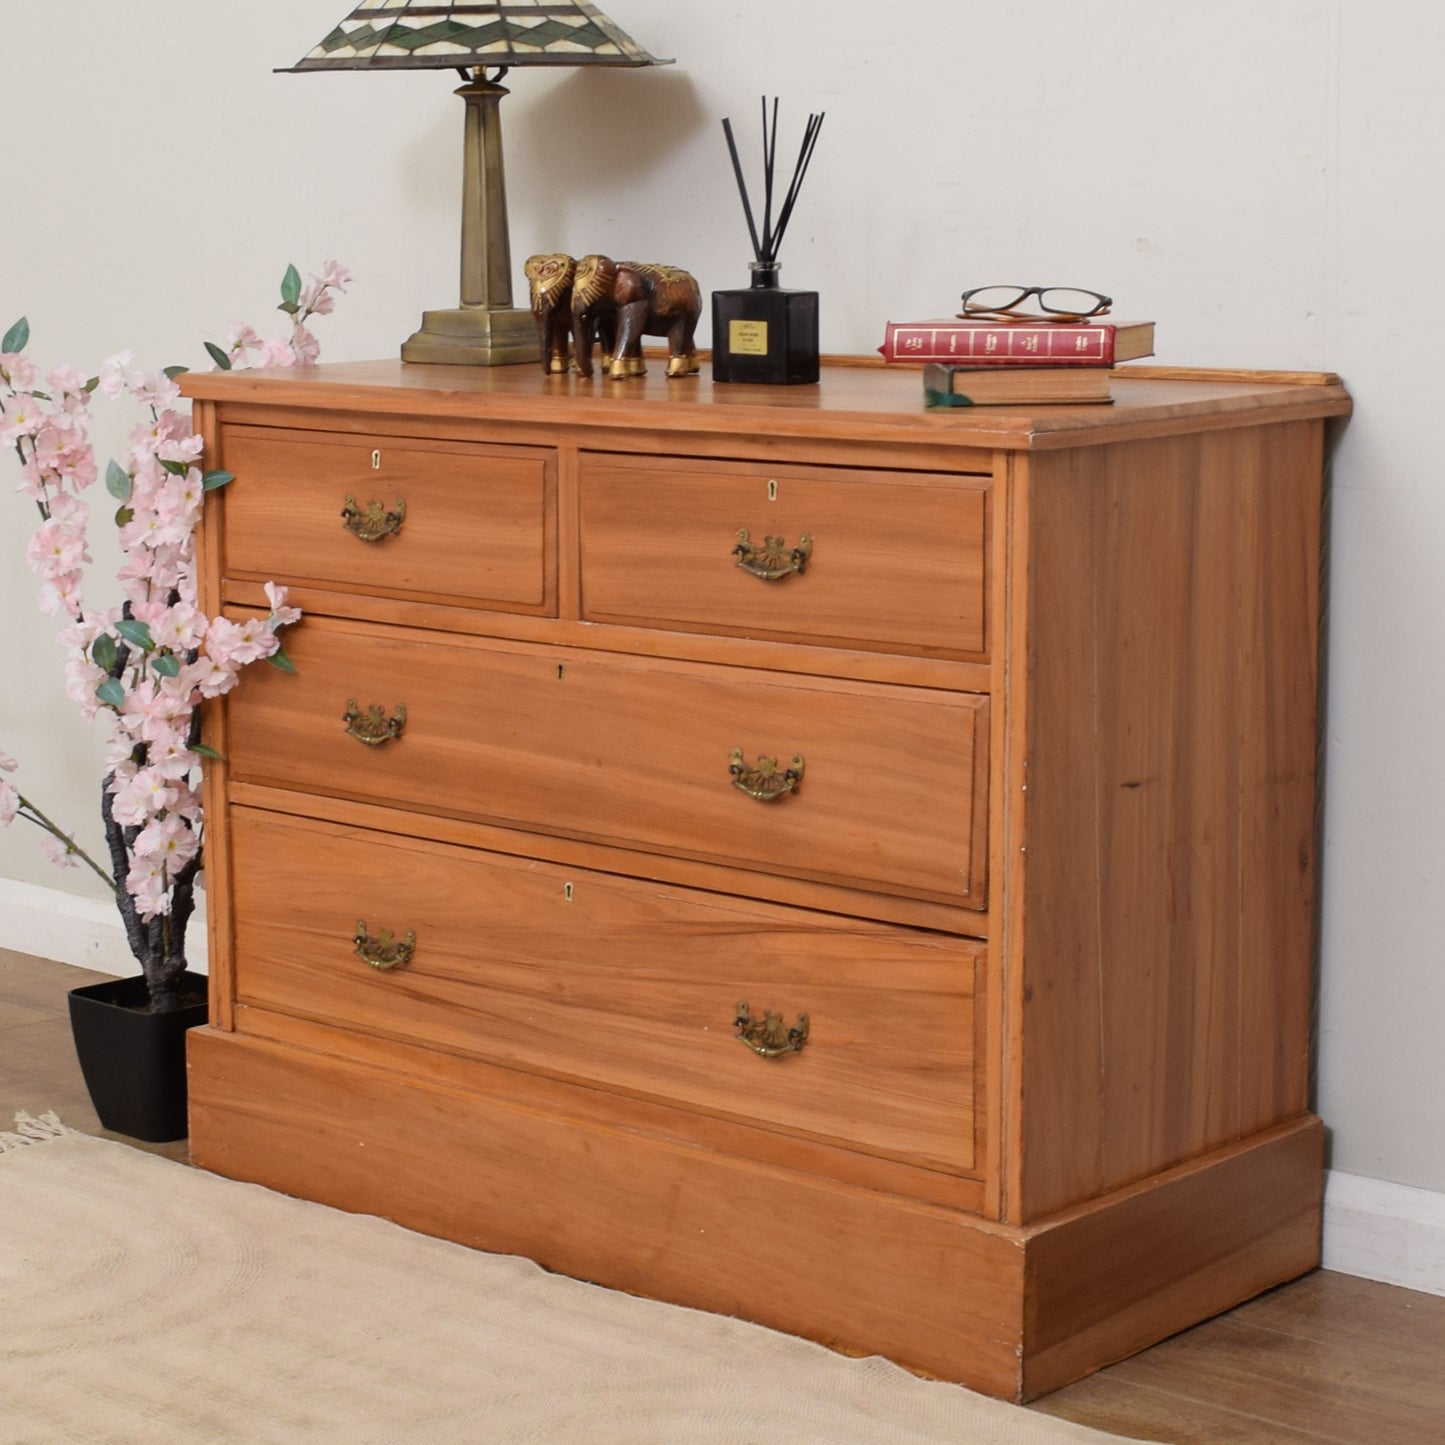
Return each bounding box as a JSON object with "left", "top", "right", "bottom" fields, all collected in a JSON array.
[{"left": 400, "top": 305, "right": 539, "bottom": 367}]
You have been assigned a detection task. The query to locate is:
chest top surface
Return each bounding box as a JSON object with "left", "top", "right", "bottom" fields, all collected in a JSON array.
[{"left": 181, "top": 359, "right": 1351, "bottom": 452}]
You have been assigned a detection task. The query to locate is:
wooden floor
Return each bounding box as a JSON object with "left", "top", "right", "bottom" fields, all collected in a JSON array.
[{"left": 5, "top": 947, "right": 1444, "bottom": 1444}]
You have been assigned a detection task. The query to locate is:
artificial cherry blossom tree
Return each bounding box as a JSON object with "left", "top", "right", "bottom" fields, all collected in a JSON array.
[{"left": 0, "top": 264, "right": 348, "bottom": 1010}]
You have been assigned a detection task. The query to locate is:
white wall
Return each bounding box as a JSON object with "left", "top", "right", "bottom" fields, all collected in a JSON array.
[{"left": 2, "top": 2, "right": 1442, "bottom": 1207}]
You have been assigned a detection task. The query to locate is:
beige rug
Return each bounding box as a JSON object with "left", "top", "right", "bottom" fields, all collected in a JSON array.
[{"left": 2, "top": 1113, "right": 1157, "bottom": 1445}]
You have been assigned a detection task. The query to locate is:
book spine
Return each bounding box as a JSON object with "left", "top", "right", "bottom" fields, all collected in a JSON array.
[{"left": 880, "top": 323, "right": 1117, "bottom": 366}]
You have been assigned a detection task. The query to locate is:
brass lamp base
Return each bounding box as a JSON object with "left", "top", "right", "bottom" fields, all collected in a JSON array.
[{"left": 400, "top": 305, "right": 539, "bottom": 366}]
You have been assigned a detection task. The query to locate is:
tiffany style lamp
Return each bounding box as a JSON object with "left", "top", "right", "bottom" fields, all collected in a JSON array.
[{"left": 283, "top": 1, "right": 670, "bottom": 365}]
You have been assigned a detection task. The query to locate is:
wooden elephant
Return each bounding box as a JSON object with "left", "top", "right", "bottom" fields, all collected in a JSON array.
[
  {"left": 523, "top": 253, "right": 580, "bottom": 375},
  {"left": 571, "top": 256, "right": 701, "bottom": 380}
]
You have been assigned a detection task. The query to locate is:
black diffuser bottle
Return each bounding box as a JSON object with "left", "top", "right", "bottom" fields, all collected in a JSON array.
[{"left": 712, "top": 101, "right": 823, "bottom": 386}]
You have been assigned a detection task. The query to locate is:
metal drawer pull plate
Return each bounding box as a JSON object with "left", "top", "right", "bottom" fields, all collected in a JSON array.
[
  {"left": 729, "top": 749, "right": 804, "bottom": 802},
  {"left": 735, "top": 1002, "right": 809, "bottom": 1058},
  {"left": 354, "top": 921, "right": 416, "bottom": 971},
  {"left": 343, "top": 699, "right": 407, "bottom": 746},
  {"left": 341, "top": 494, "right": 407, "bottom": 543},
  {"left": 733, "top": 529, "right": 812, "bottom": 581}
]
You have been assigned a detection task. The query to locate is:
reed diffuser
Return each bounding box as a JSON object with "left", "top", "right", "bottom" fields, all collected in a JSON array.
[{"left": 712, "top": 99, "right": 825, "bottom": 385}]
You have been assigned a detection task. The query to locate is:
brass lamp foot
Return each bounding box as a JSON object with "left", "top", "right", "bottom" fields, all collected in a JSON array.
[{"left": 400, "top": 306, "right": 538, "bottom": 366}]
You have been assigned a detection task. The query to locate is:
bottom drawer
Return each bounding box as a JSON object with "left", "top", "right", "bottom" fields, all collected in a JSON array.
[{"left": 227, "top": 808, "right": 984, "bottom": 1176}]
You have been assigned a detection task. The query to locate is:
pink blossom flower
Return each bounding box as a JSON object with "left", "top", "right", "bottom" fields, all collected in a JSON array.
[
  {"left": 143, "top": 729, "right": 200, "bottom": 782},
  {"left": 46, "top": 364, "right": 90, "bottom": 397},
  {"left": 31, "top": 423, "right": 99, "bottom": 492},
  {"left": 117, "top": 543, "right": 188, "bottom": 599},
  {"left": 224, "top": 322, "right": 261, "bottom": 361},
  {"left": 118, "top": 496, "right": 193, "bottom": 551},
  {"left": 27, "top": 520, "right": 90, "bottom": 579},
  {"left": 299, "top": 279, "right": 335, "bottom": 316},
  {"left": 171, "top": 783, "right": 203, "bottom": 822},
  {"left": 117, "top": 766, "right": 182, "bottom": 823},
  {"left": 264, "top": 582, "right": 302, "bottom": 630},
  {"left": 135, "top": 812, "right": 200, "bottom": 868},
  {"left": 0, "top": 779, "right": 18, "bottom": 828},
  {"left": 156, "top": 433, "right": 204, "bottom": 466},
  {"left": 125, "top": 857, "right": 170, "bottom": 919},
  {"left": 257, "top": 336, "right": 296, "bottom": 368},
  {"left": 152, "top": 471, "right": 204, "bottom": 536},
  {"left": 97, "top": 351, "right": 136, "bottom": 399},
  {"left": 321, "top": 260, "right": 352, "bottom": 290},
  {"left": 1, "top": 392, "right": 47, "bottom": 443},
  {"left": 128, "top": 370, "right": 182, "bottom": 410},
  {"left": 147, "top": 600, "right": 208, "bottom": 653},
  {"left": 204, "top": 616, "right": 277, "bottom": 670},
  {"left": 119, "top": 680, "right": 191, "bottom": 743},
  {"left": 178, "top": 654, "right": 239, "bottom": 700},
  {"left": 1, "top": 351, "right": 38, "bottom": 389},
  {"left": 64, "top": 654, "right": 108, "bottom": 714},
  {"left": 37, "top": 573, "right": 86, "bottom": 619},
  {"left": 44, "top": 491, "right": 87, "bottom": 525},
  {"left": 14, "top": 455, "right": 48, "bottom": 501},
  {"left": 130, "top": 407, "right": 191, "bottom": 454},
  {"left": 290, "top": 324, "right": 321, "bottom": 365},
  {"left": 41, "top": 834, "right": 81, "bottom": 869}
]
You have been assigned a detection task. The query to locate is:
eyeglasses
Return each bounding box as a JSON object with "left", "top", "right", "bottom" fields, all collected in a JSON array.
[{"left": 958, "top": 286, "right": 1112, "bottom": 322}]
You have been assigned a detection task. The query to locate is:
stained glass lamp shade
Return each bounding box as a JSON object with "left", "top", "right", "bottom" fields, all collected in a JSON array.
[{"left": 284, "top": 2, "right": 670, "bottom": 365}]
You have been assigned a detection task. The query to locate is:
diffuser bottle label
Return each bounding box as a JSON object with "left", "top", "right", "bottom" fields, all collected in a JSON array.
[{"left": 729, "top": 320, "right": 769, "bottom": 356}]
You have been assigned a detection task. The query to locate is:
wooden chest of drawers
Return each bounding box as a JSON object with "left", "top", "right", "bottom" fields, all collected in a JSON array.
[{"left": 182, "top": 359, "right": 1350, "bottom": 1401}]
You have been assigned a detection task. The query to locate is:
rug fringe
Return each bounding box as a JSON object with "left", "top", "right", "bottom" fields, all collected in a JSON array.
[{"left": 0, "top": 1111, "right": 74, "bottom": 1155}]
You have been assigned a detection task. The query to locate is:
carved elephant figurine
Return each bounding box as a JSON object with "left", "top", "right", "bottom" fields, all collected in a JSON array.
[
  {"left": 571, "top": 255, "right": 702, "bottom": 380},
  {"left": 523, "top": 253, "right": 578, "bottom": 375}
]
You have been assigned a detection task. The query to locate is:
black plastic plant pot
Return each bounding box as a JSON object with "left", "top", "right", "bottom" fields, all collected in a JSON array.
[{"left": 67, "top": 971, "right": 209, "bottom": 1143}]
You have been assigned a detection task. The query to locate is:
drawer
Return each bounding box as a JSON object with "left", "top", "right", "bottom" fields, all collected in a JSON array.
[
  {"left": 218, "top": 425, "right": 555, "bottom": 614},
  {"left": 224, "top": 616, "right": 989, "bottom": 908},
  {"left": 579, "top": 453, "right": 988, "bottom": 657},
  {"left": 228, "top": 808, "right": 984, "bottom": 1175}
]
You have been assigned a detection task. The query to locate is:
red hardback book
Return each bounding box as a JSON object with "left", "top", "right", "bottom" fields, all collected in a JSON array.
[{"left": 879, "top": 317, "right": 1154, "bottom": 366}]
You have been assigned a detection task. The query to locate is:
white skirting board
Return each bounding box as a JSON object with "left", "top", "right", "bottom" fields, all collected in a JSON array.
[
  {"left": 4, "top": 878, "right": 1443, "bottom": 1297},
  {"left": 0, "top": 876, "right": 208, "bottom": 976},
  {"left": 1324, "top": 1170, "right": 1445, "bottom": 1298}
]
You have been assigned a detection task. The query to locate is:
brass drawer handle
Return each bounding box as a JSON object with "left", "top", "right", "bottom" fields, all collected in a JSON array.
[
  {"left": 733, "top": 529, "right": 812, "bottom": 581},
  {"left": 354, "top": 921, "right": 416, "bottom": 971},
  {"left": 343, "top": 699, "right": 407, "bottom": 746},
  {"left": 729, "top": 749, "right": 804, "bottom": 802},
  {"left": 735, "top": 1002, "right": 809, "bottom": 1058},
  {"left": 341, "top": 495, "right": 406, "bottom": 543}
]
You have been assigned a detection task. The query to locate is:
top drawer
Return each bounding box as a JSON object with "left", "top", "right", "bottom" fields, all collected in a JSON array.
[
  {"left": 578, "top": 454, "right": 988, "bottom": 658},
  {"left": 218, "top": 425, "right": 555, "bottom": 615}
]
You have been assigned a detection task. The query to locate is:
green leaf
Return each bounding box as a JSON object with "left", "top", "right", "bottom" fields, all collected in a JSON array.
[
  {"left": 151, "top": 653, "right": 181, "bottom": 679},
  {"left": 2, "top": 317, "right": 29, "bottom": 354},
  {"left": 92, "top": 633, "right": 118, "bottom": 671},
  {"left": 115, "top": 618, "right": 156, "bottom": 652},
  {"left": 95, "top": 677, "right": 126, "bottom": 710},
  {"left": 105, "top": 459, "right": 133, "bottom": 501},
  {"left": 114, "top": 505, "right": 134, "bottom": 528},
  {"left": 204, "top": 341, "right": 232, "bottom": 371},
  {"left": 191, "top": 742, "right": 227, "bottom": 762},
  {"left": 84, "top": 375, "right": 100, "bottom": 393},
  {"left": 280, "top": 263, "right": 302, "bottom": 309},
  {"left": 202, "top": 469, "right": 234, "bottom": 492},
  {"left": 163, "top": 364, "right": 189, "bottom": 381},
  {"left": 160, "top": 458, "right": 190, "bottom": 477},
  {"left": 278, "top": 300, "right": 300, "bottom": 317},
  {"left": 266, "top": 643, "right": 298, "bottom": 674}
]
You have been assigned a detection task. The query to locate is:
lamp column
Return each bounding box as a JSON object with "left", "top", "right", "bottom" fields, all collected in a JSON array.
[{"left": 401, "top": 70, "right": 538, "bottom": 365}]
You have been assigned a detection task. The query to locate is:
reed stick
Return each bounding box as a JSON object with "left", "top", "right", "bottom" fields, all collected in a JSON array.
[{"left": 721, "top": 100, "right": 825, "bottom": 266}]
